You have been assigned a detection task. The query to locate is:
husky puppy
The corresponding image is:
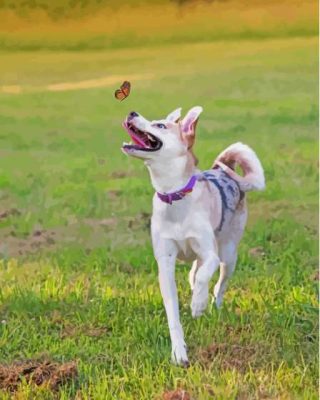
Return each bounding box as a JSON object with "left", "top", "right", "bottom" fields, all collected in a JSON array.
[{"left": 121, "top": 107, "right": 265, "bottom": 365}]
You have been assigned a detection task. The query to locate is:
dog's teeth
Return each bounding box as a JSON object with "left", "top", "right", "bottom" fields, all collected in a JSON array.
[{"left": 147, "top": 134, "right": 156, "bottom": 143}]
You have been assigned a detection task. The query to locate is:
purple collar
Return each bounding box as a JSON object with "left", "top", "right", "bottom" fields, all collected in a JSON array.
[{"left": 157, "top": 175, "right": 198, "bottom": 204}]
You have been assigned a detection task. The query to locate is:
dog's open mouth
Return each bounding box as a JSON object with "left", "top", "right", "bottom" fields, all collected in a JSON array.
[{"left": 122, "top": 122, "right": 162, "bottom": 152}]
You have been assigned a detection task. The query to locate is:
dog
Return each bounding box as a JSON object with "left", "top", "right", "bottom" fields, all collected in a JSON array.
[{"left": 121, "top": 107, "right": 265, "bottom": 366}]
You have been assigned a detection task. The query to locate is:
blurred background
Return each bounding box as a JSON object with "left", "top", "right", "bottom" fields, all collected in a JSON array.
[
  {"left": 0, "top": 0, "right": 317, "bottom": 50},
  {"left": 0, "top": 1, "right": 318, "bottom": 398}
]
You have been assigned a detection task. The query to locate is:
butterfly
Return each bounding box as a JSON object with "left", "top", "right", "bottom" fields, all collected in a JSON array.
[{"left": 114, "top": 81, "right": 131, "bottom": 101}]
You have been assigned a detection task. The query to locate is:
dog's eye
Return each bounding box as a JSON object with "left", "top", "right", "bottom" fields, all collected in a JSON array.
[{"left": 156, "top": 123, "right": 167, "bottom": 129}]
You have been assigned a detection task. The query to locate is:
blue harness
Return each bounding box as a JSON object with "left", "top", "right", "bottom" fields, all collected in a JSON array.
[{"left": 200, "top": 166, "right": 244, "bottom": 231}]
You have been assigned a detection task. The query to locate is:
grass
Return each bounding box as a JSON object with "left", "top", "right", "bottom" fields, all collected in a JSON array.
[{"left": 0, "top": 33, "right": 318, "bottom": 398}]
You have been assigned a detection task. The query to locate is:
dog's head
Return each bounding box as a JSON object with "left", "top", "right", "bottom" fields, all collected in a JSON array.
[{"left": 121, "top": 106, "right": 203, "bottom": 163}]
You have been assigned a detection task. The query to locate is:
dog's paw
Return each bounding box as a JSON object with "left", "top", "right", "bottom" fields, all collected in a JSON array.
[
  {"left": 191, "top": 296, "right": 208, "bottom": 318},
  {"left": 191, "top": 283, "right": 209, "bottom": 317},
  {"left": 212, "top": 294, "right": 223, "bottom": 309},
  {"left": 213, "top": 284, "right": 224, "bottom": 309},
  {"left": 171, "top": 342, "right": 189, "bottom": 367}
]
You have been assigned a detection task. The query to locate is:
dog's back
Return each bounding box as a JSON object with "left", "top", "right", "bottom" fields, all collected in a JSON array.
[{"left": 200, "top": 166, "right": 244, "bottom": 232}]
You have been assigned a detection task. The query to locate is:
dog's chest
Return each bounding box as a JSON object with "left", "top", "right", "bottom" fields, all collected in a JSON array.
[
  {"left": 151, "top": 210, "right": 213, "bottom": 261},
  {"left": 151, "top": 187, "right": 214, "bottom": 241},
  {"left": 153, "top": 215, "right": 203, "bottom": 241}
]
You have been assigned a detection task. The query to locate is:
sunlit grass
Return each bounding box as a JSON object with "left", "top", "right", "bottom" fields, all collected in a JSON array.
[{"left": 0, "top": 35, "right": 318, "bottom": 398}]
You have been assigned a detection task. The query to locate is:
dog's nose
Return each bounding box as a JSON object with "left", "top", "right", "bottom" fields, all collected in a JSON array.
[{"left": 128, "top": 111, "right": 139, "bottom": 119}]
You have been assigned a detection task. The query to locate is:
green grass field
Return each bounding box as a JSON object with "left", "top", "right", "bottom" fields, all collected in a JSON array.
[{"left": 0, "top": 34, "right": 318, "bottom": 398}]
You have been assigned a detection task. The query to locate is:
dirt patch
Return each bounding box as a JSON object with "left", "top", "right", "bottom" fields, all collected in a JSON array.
[
  {"left": 107, "top": 190, "right": 122, "bottom": 200},
  {"left": 47, "top": 73, "right": 154, "bottom": 92},
  {"left": 118, "top": 262, "right": 135, "bottom": 274},
  {"left": 1, "top": 85, "right": 22, "bottom": 94},
  {"left": 312, "top": 270, "right": 319, "bottom": 281},
  {"left": 249, "top": 200, "right": 318, "bottom": 232},
  {"left": 198, "top": 343, "right": 258, "bottom": 372},
  {"left": 0, "top": 210, "right": 148, "bottom": 258},
  {"left": 248, "top": 246, "right": 266, "bottom": 258},
  {"left": 1, "top": 73, "right": 154, "bottom": 94},
  {"left": 85, "top": 217, "right": 118, "bottom": 229},
  {"left": 61, "top": 323, "right": 110, "bottom": 339},
  {"left": 162, "top": 389, "right": 191, "bottom": 400},
  {"left": 0, "top": 208, "right": 21, "bottom": 220},
  {"left": 0, "top": 215, "right": 118, "bottom": 257},
  {"left": 50, "top": 310, "right": 110, "bottom": 339},
  {"left": 110, "top": 171, "right": 132, "bottom": 179},
  {"left": 0, "top": 359, "right": 77, "bottom": 392},
  {"left": 225, "top": 324, "right": 254, "bottom": 338},
  {"left": 0, "top": 228, "right": 57, "bottom": 258},
  {"left": 127, "top": 212, "right": 151, "bottom": 231}
]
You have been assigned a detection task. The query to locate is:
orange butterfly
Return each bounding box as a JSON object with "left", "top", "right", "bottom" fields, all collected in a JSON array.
[{"left": 114, "top": 81, "right": 131, "bottom": 101}]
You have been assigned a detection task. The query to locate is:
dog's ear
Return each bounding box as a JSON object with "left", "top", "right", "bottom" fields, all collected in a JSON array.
[
  {"left": 166, "top": 107, "right": 182, "bottom": 123},
  {"left": 180, "top": 106, "right": 203, "bottom": 148}
]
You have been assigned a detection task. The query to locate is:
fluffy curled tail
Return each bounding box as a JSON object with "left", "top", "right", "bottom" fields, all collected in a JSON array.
[{"left": 213, "top": 142, "right": 265, "bottom": 192}]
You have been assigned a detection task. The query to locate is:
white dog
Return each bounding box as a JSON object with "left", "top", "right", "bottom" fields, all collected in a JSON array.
[{"left": 121, "top": 107, "right": 265, "bottom": 366}]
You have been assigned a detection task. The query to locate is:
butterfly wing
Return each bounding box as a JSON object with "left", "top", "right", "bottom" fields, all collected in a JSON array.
[
  {"left": 114, "top": 89, "right": 126, "bottom": 101},
  {"left": 120, "top": 81, "right": 131, "bottom": 97},
  {"left": 114, "top": 81, "right": 131, "bottom": 101}
]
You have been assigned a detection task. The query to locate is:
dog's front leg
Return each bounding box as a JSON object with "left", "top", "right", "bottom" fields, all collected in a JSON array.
[
  {"left": 191, "top": 252, "right": 220, "bottom": 318},
  {"left": 157, "top": 251, "right": 189, "bottom": 366}
]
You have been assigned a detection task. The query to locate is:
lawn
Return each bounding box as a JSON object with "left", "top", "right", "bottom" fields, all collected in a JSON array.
[{"left": 0, "top": 34, "right": 318, "bottom": 398}]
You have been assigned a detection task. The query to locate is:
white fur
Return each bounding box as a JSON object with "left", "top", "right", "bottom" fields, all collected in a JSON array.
[
  {"left": 166, "top": 107, "right": 182, "bottom": 122},
  {"left": 215, "top": 142, "right": 265, "bottom": 191},
  {"left": 121, "top": 107, "right": 265, "bottom": 365}
]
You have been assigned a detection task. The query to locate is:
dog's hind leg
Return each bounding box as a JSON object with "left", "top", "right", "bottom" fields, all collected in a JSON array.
[
  {"left": 214, "top": 241, "right": 238, "bottom": 308},
  {"left": 188, "top": 260, "right": 199, "bottom": 291}
]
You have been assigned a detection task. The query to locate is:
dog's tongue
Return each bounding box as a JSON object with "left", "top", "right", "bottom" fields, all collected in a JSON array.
[
  {"left": 123, "top": 122, "right": 147, "bottom": 148},
  {"left": 130, "top": 133, "right": 146, "bottom": 148}
]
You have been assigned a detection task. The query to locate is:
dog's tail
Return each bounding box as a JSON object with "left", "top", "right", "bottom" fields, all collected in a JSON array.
[{"left": 213, "top": 142, "right": 265, "bottom": 192}]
